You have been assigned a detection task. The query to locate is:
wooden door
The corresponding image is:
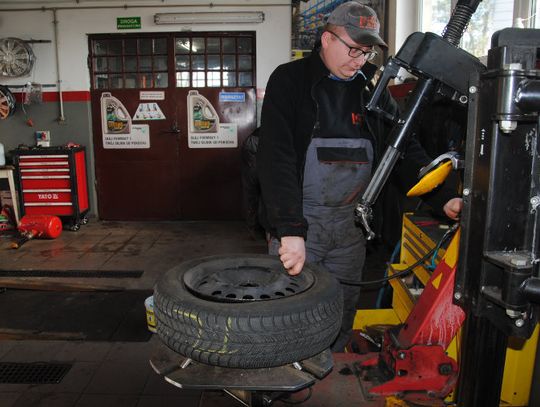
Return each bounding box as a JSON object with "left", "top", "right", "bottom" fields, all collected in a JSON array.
[{"left": 89, "top": 32, "right": 256, "bottom": 220}]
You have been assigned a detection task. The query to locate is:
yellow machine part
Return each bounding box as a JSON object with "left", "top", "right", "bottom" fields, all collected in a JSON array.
[
  {"left": 354, "top": 213, "right": 538, "bottom": 406},
  {"left": 407, "top": 160, "right": 453, "bottom": 197}
]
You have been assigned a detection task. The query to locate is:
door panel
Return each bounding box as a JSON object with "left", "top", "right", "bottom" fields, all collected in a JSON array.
[
  {"left": 175, "top": 88, "right": 256, "bottom": 219},
  {"left": 91, "top": 87, "right": 180, "bottom": 220}
]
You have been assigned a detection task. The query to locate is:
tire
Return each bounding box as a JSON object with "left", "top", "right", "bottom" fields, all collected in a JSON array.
[{"left": 153, "top": 254, "right": 343, "bottom": 369}]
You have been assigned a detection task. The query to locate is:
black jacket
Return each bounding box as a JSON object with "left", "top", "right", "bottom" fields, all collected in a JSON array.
[
  {"left": 241, "top": 128, "right": 261, "bottom": 231},
  {"left": 257, "top": 51, "right": 454, "bottom": 239}
]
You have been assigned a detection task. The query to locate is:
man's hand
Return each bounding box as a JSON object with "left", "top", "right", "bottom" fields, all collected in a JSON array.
[
  {"left": 279, "top": 236, "right": 306, "bottom": 276},
  {"left": 443, "top": 197, "right": 463, "bottom": 220}
]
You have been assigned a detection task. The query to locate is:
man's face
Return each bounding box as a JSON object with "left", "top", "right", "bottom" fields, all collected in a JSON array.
[{"left": 320, "top": 26, "right": 374, "bottom": 79}]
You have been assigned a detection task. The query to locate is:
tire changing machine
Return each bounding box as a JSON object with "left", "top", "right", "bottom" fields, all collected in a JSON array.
[
  {"left": 150, "top": 347, "right": 335, "bottom": 407},
  {"left": 352, "top": 22, "right": 540, "bottom": 407}
]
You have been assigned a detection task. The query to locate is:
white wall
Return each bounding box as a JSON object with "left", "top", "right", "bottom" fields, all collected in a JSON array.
[{"left": 0, "top": 0, "right": 292, "bottom": 92}]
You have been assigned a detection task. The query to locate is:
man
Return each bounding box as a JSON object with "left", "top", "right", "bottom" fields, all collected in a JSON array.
[{"left": 257, "top": 1, "right": 462, "bottom": 351}]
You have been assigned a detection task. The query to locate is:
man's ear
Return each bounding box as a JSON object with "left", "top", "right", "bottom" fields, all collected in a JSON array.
[{"left": 320, "top": 31, "right": 331, "bottom": 49}]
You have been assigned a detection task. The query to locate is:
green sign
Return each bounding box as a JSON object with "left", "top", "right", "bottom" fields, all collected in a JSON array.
[{"left": 117, "top": 17, "right": 141, "bottom": 29}]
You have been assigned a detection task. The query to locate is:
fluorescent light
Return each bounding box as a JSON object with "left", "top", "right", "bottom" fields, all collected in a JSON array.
[{"left": 154, "top": 12, "right": 265, "bottom": 25}]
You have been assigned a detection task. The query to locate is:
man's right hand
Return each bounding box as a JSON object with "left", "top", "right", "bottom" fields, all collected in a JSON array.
[{"left": 278, "top": 236, "right": 306, "bottom": 276}]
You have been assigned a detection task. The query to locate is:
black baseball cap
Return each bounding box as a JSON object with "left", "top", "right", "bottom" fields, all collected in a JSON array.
[{"left": 327, "top": 2, "right": 388, "bottom": 48}]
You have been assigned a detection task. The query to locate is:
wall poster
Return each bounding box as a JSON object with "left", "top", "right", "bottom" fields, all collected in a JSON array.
[
  {"left": 100, "top": 92, "right": 150, "bottom": 149},
  {"left": 187, "top": 90, "right": 238, "bottom": 149}
]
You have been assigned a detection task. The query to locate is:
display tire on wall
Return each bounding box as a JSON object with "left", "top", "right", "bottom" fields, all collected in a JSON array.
[
  {"left": 0, "top": 85, "right": 16, "bottom": 119},
  {"left": 0, "top": 38, "right": 35, "bottom": 78},
  {"left": 153, "top": 254, "right": 343, "bottom": 369}
]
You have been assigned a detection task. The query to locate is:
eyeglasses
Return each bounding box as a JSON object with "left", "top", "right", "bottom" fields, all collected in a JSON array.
[{"left": 327, "top": 31, "right": 378, "bottom": 60}]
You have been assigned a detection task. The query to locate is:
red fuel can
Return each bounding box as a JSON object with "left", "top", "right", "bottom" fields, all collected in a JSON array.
[{"left": 18, "top": 214, "right": 63, "bottom": 239}]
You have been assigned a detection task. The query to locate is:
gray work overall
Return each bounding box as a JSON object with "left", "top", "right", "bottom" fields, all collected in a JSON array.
[{"left": 270, "top": 75, "right": 374, "bottom": 351}]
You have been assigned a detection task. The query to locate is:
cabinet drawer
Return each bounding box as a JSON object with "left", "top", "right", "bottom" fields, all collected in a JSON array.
[
  {"left": 20, "top": 168, "right": 70, "bottom": 177},
  {"left": 21, "top": 175, "right": 71, "bottom": 189},
  {"left": 23, "top": 190, "right": 72, "bottom": 203},
  {"left": 24, "top": 203, "right": 74, "bottom": 216}
]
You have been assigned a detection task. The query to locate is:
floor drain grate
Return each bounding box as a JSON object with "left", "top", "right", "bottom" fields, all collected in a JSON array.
[{"left": 0, "top": 362, "right": 72, "bottom": 384}]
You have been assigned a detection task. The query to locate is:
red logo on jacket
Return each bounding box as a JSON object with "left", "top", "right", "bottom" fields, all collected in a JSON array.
[{"left": 351, "top": 112, "right": 362, "bottom": 126}]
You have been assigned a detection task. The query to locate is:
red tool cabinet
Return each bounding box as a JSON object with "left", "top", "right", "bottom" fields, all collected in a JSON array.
[{"left": 13, "top": 146, "right": 90, "bottom": 230}]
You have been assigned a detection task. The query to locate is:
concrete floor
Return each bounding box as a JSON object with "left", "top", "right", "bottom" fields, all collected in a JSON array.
[{"left": 0, "top": 219, "right": 385, "bottom": 406}]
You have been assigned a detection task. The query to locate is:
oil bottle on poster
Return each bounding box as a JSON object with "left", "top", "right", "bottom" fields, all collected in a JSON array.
[
  {"left": 101, "top": 92, "right": 132, "bottom": 134},
  {"left": 187, "top": 90, "right": 219, "bottom": 133}
]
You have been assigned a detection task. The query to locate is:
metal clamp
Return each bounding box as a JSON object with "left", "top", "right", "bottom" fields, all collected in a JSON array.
[{"left": 354, "top": 202, "right": 376, "bottom": 241}]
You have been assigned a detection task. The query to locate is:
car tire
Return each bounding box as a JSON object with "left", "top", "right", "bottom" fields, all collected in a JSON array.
[{"left": 153, "top": 254, "right": 343, "bottom": 368}]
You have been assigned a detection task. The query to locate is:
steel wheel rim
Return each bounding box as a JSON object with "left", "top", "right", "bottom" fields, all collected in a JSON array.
[{"left": 183, "top": 258, "right": 315, "bottom": 303}]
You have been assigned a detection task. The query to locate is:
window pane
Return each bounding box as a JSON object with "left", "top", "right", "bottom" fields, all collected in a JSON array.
[
  {"left": 193, "top": 71, "right": 205, "bottom": 87},
  {"left": 237, "top": 38, "right": 252, "bottom": 53},
  {"left": 125, "top": 73, "right": 138, "bottom": 88},
  {"left": 139, "top": 38, "right": 152, "bottom": 54},
  {"left": 238, "top": 55, "right": 252, "bottom": 70},
  {"left": 154, "top": 56, "right": 167, "bottom": 71},
  {"left": 223, "top": 38, "right": 235, "bottom": 53},
  {"left": 207, "top": 38, "right": 220, "bottom": 53},
  {"left": 154, "top": 38, "right": 167, "bottom": 54},
  {"left": 125, "top": 39, "right": 137, "bottom": 55},
  {"left": 238, "top": 72, "right": 252, "bottom": 87},
  {"left": 223, "top": 55, "right": 236, "bottom": 70},
  {"left": 192, "top": 55, "right": 205, "bottom": 70},
  {"left": 95, "top": 74, "right": 108, "bottom": 88},
  {"left": 94, "top": 57, "right": 107, "bottom": 72},
  {"left": 192, "top": 38, "right": 205, "bottom": 54},
  {"left": 108, "top": 57, "right": 122, "bottom": 72},
  {"left": 421, "top": 0, "right": 513, "bottom": 57},
  {"left": 93, "top": 40, "right": 108, "bottom": 56},
  {"left": 140, "top": 56, "right": 152, "bottom": 72},
  {"left": 109, "top": 40, "right": 122, "bottom": 55},
  {"left": 176, "top": 55, "right": 190, "bottom": 70},
  {"left": 223, "top": 72, "right": 236, "bottom": 87},
  {"left": 92, "top": 33, "right": 253, "bottom": 90},
  {"left": 208, "top": 55, "right": 220, "bottom": 70},
  {"left": 420, "top": 0, "right": 451, "bottom": 34},
  {"left": 110, "top": 74, "right": 123, "bottom": 88},
  {"left": 141, "top": 73, "right": 153, "bottom": 88},
  {"left": 154, "top": 73, "right": 168, "bottom": 88},
  {"left": 176, "top": 38, "right": 191, "bottom": 54},
  {"left": 462, "top": 0, "right": 512, "bottom": 56},
  {"left": 207, "top": 71, "right": 220, "bottom": 87},
  {"left": 176, "top": 71, "right": 190, "bottom": 87},
  {"left": 125, "top": 56, "right": 137, "bottom": 71}
]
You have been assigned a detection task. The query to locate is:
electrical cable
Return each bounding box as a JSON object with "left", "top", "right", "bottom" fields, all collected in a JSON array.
[
  {"left": 337, "top": 222, "right": 459, "bottom": 287},
  {"left": 428, "top": 228, "right": 449, "bottom": 271},
  {"left": 375, "top": 239, "right": 401, "bottom": 308}
]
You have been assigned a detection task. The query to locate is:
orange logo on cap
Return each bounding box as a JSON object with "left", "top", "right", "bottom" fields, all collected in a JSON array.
[{"left": 358, "top": 15, "right": 378, "bottom": 30}]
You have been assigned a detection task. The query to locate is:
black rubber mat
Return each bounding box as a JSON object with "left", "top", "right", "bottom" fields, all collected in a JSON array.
[
  {"left": 0, "top": 270, "right": 143, "bottom": 278},
  {"left": 0, "top": 290, "right": 153, "bottom": 341},
  {"left": 0, "top": 362, "right": 72, "bottom": 384}
]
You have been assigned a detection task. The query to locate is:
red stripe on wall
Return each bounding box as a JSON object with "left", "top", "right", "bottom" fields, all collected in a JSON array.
[{"left": 13, "top": 91, "right": 91, "bottom": 103}]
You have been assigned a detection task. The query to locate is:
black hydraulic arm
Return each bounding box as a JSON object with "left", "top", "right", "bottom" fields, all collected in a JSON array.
[{"left": 355, "top": 0, "right": 484, "bottom": 239}]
